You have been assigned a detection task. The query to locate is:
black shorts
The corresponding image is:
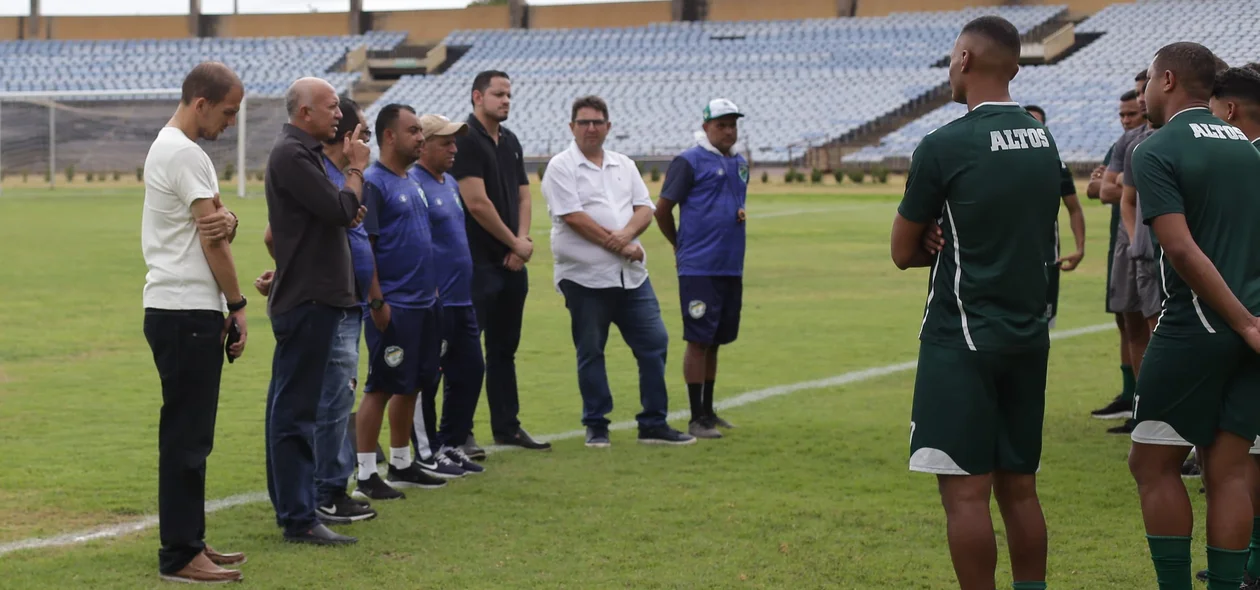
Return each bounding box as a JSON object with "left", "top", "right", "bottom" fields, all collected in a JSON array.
[
  {"left": 678, "top": 275, "right": 742, "bottom": 345},
  {"left": 364, "top": 304, "right": 441, "bottom": 395}
]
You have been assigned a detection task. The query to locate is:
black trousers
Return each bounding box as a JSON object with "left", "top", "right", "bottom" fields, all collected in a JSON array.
[
  {"left": 143, "top": 309, "right": 225, "bottom": 575},
  {"left": 471, "top": 264, "right": 528, "bottom": 436}
]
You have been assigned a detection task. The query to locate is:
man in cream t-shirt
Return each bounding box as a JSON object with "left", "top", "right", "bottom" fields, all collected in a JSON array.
[{"left": 139, "top": 61, "right": 250, "bottom": 585}]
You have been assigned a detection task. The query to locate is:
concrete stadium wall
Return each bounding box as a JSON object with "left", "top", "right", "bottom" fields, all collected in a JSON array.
[
  {"left": 373, "top": 6, "right": 511, "bottom": 45},
  {"left": 217, "top": 13, "right": 347, "bottom": 38},
  {"left": 50, "top": 16, "right": 190, "bottom": 40},
  {"left": 0, "top": 17, "right": 21, "bottom": 40},
  {"left": 708, "top": 0, "right": 838, "bottom": 21},
  {"left": 530, "top": 1, "right": 673, "bottom": 29},
  {"left": 855, "top": 0, "right": 1003, "bottom": 17}
]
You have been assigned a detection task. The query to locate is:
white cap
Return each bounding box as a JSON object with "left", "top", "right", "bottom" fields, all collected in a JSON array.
[{"left": 703, "top": 98, "right": 744, "bottom": 122}]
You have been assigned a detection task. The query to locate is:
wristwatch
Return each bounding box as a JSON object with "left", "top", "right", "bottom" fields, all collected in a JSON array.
[
  {"left": 227, "top": 296, "right": 247, "bottom": 313},
  {"left": 369, "top": 298, "right": 385, "bottom": 311}
]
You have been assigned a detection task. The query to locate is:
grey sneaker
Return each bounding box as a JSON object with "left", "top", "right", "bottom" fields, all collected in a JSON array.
[
  {"left": 585, "top": 426, "right": 611, "bottom": 448},
  {"left": 688, "top": 418, "right": 722, "bottom": 439},
  {"left": 712, "top": 414, "right": 736, "bottom": 429},
  {"left": 460, "top": 435, "right": 487, "bottom": 461}
]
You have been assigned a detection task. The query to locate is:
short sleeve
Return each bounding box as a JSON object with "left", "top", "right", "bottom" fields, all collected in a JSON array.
[
  {"left": 897, "top": 137, "right": 946, "bottom": 223},
  {"left": 1059, "top": 161, "right": 1076, "bottom": 197},
  {"left": 659, "top": 157, "right": 694, "bottom": 203},
  {"left": 540, "top": 156, "right": 582, "bottom": 217},
  {"left": 361, "top": 180, "right": 384, "bottom": 237},
  {"left": 1107, "top": 132, "right": 1131, "bottom": 174},
  {"left": 628, "top": 158, "right": 654, "bottom": 209},
  {"left": 1122, "top": 138, "right": 1146, "bottom": 188},
  {"left": 1131, "top": 143, "right": 1183, "bottom": 224},
  {"left": 450, "top": 134, "right": 483, "bottom": 181},
  {"left": 172, "top": 146, "right": 219, "bottom": 208}
]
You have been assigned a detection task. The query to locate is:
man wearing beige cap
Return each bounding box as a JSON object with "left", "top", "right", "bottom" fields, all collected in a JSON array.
[{"left": 408, "top": 114, "right": 487, "bottom": 473}]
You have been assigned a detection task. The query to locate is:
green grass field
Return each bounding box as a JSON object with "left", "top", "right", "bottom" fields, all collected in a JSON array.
[{"left": 0, "top": 182, "right": 1209, "bottom": 588}]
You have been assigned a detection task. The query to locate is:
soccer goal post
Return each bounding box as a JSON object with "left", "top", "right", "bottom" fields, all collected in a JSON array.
[{"left": 0, "top": 89, "right": 287, "bottom": 198}]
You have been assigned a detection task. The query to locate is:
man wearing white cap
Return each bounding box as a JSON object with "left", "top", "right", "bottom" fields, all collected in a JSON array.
[{"left": 655, "top": 98, "right": 750, "bottom": 440}]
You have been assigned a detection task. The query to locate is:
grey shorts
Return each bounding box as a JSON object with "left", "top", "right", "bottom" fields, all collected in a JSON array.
[{"left": 1109, "top": 238, "right": 1162, "bottom": 318}]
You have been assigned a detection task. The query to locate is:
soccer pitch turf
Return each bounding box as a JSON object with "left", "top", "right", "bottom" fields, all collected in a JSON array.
[{"left": 0, "top": 182, "right": 1208, "bottom": 588}]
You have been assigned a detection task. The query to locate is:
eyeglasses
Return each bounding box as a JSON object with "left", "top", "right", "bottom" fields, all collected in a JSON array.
[{"left": 573, "top": 119, "right": 609, "bottom": 128}]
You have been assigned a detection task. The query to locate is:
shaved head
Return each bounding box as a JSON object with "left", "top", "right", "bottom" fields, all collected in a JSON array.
[{"left": 948, "top": 16, "right": 1022, "bottom": 105}]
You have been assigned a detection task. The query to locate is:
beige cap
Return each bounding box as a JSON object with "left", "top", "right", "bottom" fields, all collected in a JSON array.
[{"left": 419, "top": 114, "right": 469, "bottom": 139}]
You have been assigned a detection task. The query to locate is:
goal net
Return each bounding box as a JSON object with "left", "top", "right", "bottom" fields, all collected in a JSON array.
[{"left": 0, "top": 90, "right": 287, "bottom": 197}]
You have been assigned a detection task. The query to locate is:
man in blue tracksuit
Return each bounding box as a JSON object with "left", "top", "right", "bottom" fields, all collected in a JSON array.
[
  {"left": 654, "top": 98, "right": 749, "bottom": 440},
  {"left": 408, "top": 113, "right": 486, "bottom": 474}
]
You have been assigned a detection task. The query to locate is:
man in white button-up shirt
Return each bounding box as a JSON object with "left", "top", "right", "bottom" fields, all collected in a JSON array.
[{"left": 541, "top": 95, "right": 695, "bottom": 448}]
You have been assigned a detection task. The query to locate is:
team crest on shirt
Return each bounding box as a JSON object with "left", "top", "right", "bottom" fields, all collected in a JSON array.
[
  {"left": 384, "top": 346, "right": 404, "bottom": 368},
  {"left": 738, "top": 163, "right": 749, "bottom": 184},
  {"left": 688, "top": 300, "right": 707, "bottom": 319},
  {"left": 399, "top": 194, "right": 408, "bottom": 203}
]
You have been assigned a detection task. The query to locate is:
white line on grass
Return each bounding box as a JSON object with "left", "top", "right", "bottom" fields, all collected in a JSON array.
[{"left": 0, "top": 322, "right": 1113, "bottom": 558}]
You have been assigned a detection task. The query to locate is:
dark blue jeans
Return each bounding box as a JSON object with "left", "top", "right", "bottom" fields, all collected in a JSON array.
[
  {"left": 314, "top": 309, "right": 361, "bottom": 505},
  {"left": 437, "top": 304, "right": 486, "bottom": 448},
  {"left": 265, "top": 302, "right": 342, "bottom": 535},
  {"left": 558, "top": 278, "right": 669, "bottom": 429}
]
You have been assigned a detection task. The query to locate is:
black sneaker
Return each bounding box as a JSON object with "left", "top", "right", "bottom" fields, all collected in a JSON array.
[
  {"left": 585, "top": 426, "right": 611, "bottom": 448},
  {"left": 1195, "top": 569, "right": 1207, "bottom": 583},
  {"left": 638, "top": 425, "right": 697, "bottom": 446},
  {"left": 318, "top": 490, "right": 377, "bottom": 524},
  {"left": 460, "top": 435, "right": 487, "bottom": 461},
  {"left": 353, "top": 473, "right": 406, "bottom": 501},
  {"left": 712, "top": 414, "right": 736, "bottom": 429},
  {"left": 1092, "top": 394, "right": 1133, "bottom": 420},
  {"left": 387, "top": 462, "right": 448, "bottom": 489},
  {"left": 494, "top": 427, "right": 552, "bottom": 451},
  {"left": 1107, "top": 419, "right": 1136, "bottom": 434},
  {"left": 417, "top": 453, "right": 466, "bottom": 479},
  {"left": 1242, "top": 573, "right": 1260, "bottom": 589},
  {"left": 444, "top": 446, "right": 484, "bottom": 474}
]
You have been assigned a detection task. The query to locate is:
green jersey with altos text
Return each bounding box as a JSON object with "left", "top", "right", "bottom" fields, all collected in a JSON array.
[
  {"left": 898, "top": 102, "right": 1063, "bottom": 352},
  {"left": 1132, "top": 108, "right": 1260, "bottom": 335}
]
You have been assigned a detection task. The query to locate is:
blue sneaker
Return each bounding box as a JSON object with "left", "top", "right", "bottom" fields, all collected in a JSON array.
[{"left": 443, "top": 446, "right": 484, "bottom": 474}]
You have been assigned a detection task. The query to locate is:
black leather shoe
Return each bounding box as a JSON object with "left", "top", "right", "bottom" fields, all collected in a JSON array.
[
  {"left": 494, "top": 427, "right": 552, "bottom": 451},
  {"left": 283, "top": 523, "right": 357, "bottom": 545}
]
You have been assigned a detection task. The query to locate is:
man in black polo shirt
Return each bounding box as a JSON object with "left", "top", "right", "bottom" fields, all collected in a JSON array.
[
  {"left": 264, "top": 77, "right": 370, "bottom": 545},
  {"left": 452, "top": 70, "right": 549, "bottom": 452}
]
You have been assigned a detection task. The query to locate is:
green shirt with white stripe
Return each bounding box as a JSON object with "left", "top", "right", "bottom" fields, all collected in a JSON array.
[
  {"left": 1132, "top": 108, "right": 1260, "bottom": 335},
  {"left": 898, "top": 102, "right": 1062, "bottom": 352}
]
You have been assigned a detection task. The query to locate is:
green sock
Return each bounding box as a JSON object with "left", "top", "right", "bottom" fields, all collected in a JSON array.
[
  {"left": 1012, "top": 582, "right": 1046, "bottom": 590},
  {"left": 1147, "top": 535, "right": 1192, "bottom": 590},
  {"left": 1247, "top": 517, "right": 1260, "bottom": 578},
  {"left": 1121, "top": 365, "right": 1136, "bottom": 402},
  {"left": 1207, "top": 546, "right": 1248, "bottom": 590}
]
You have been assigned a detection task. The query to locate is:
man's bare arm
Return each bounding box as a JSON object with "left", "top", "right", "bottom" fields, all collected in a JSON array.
[
  {"left": 192, "top": 199, "right": 243, "bottom": 303},
  {"left": 1059, "top": 194, "right": 1087, "bottom": 271},
  {"left": 1100, "top": 170, "right": 1123, "bottom": 205},
  {"left": 891, "top": 214, "right": 935, "bottom": 270},
  {"left": 1120, "top": 184, "right": 1138, "bottom": 239},
  {"left": 459, "top": 177, "right": 524, "bottom": 252},
  {"left": 561, "top": 212, "right": 615, "bottom": 248},
  {"left": 517, "top": 185, "right": 532, "bottom": 240},
  {"left": 654, "top": 198, "right": 679, "bottom": 249}
]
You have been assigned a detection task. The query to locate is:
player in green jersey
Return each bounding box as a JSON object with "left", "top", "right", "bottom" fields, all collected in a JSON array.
[
  {"left": 1023, "top": 105, "right": 1086, "bottom": 330},
  {"left": 891, "top": 16, "right": 1060, "bottom": 590},
  {"left": 1207, "top": 63, "right": 1260, "bottom": 590},
  {"left": 1127, "top": 43, "right": 1260, "bottom": 590}
]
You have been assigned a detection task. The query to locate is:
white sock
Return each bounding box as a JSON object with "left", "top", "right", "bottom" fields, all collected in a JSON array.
[
  {"left": 356, "top": 453, "right": 377, "bottom": 481},
  {"left": 390, "top": 446, "right": 412, "bottom": 470}
]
